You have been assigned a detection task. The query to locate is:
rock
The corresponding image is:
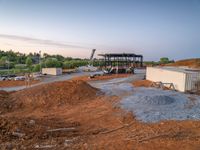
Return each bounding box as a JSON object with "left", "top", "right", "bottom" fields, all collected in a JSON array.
[
  {"left": 29, "top": 120, "right": 35, "bottom": 125},
  {"left": 34, "top": 144, "right": 56, "bottom": 149},
  {"left": 12, "top": 132, "right": 25, "bottom": 138}
]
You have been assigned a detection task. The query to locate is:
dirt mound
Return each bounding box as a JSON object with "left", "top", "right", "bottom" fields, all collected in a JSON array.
[
  {"left": 166, "top": 58, "right": 200, "bottom": 68},
  {"left": 132, "top": 80, "right": 152, "bottom": 87},
  {"left": 7, "top": 80, "right": 98, "bottom": 111}
]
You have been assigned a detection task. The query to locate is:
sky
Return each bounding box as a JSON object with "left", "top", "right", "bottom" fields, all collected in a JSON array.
[{"left": 0, "top": 0, "right": 200, "bottom": 61}]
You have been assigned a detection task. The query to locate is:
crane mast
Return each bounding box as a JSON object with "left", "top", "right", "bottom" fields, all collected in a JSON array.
[{"left": 89, "top": 49, "right": 96, "bottom": 66}]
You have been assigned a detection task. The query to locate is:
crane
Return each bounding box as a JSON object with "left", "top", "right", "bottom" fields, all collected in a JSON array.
[{"left": 89, "top": 49, "right": 96, "bottom": 66}]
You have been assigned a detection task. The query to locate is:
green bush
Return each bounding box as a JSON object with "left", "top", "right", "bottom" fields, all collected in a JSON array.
[
  {"left": 62, "top": 60, "right": 89, "bottom": 69},
  {"left": 33, "top": 64, "right": 41, "bottom": 72},
  {"left": 26, "top": 57, "right": 33, "bottom": 67},
  {"left": 160, "top": 57, "right": 170, "bottom": 64},
  {"left": 15, "top": 64, "right": 27, "bottom": 69}
]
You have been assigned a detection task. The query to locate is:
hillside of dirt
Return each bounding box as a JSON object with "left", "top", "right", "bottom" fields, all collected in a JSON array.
[
  {"left": 166, "top": 58, "right": 200, "bottom": 68},
  {"left": 0, "top": 80, "right": 98, "bottom": 113}
]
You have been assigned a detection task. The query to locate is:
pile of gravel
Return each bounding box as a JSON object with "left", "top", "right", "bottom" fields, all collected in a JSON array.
[
  {"left": 90, "top": 77, "right": 200, "bottom": 123},
  {"left": 120, "top": 87, "right": 200, "bottom": 122}
]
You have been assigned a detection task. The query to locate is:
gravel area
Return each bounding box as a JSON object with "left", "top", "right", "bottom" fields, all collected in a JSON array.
[
  {"left": 90, "top": 74, "right": 200, "bottom": 123},
  {"left": 120, "top": 87, "right": 200, "bottom": 122}
]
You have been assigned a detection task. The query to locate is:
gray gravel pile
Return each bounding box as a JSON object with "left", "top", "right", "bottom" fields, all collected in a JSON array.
[
  {"left": 90, "top": 76, "right": 200, "bottom": 123},
  {"left": 120, "top": 87, "right": 200, "bottom": 122}
]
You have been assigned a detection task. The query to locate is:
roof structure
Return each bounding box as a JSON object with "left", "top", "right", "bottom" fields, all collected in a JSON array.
[
  {"left": 154, "top": 66, "right": 200, "bottom": 73},
  {"left": 98, "top": 53, "right": 143, "bottom": 57}
]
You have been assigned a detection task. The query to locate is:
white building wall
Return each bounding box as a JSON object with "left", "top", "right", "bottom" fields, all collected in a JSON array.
[
  {"left": 42, "top": 68, "right": 62, "bottom": 76},
  {"left": 146, "top": 67, "right": 186, "bottom": 92},
  {"left": 56, "top": 68, "right": 62, "bottom": 75}
]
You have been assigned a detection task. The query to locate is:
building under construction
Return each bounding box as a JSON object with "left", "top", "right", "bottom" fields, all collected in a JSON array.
[{"left": 98, "top": 53, "right": 143, "bottom": 73}]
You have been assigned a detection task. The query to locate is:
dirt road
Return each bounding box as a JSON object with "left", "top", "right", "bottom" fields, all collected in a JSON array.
[{"left": 0, "top": 71, "right": 93, "bottom": 91}]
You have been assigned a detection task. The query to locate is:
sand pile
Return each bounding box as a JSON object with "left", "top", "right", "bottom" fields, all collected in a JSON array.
[{"left": 5, "top": 80, "right": 98, "bottom": 111}]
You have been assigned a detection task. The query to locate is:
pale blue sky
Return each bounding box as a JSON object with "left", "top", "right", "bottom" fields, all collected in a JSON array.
[{"left": 0, "top": 0, "right": 200, "bottom": 60}]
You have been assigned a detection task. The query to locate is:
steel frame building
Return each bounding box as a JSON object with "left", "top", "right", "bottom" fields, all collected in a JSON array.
[{"left": 98, "top": 53, "right": 143, "bottom": 73}]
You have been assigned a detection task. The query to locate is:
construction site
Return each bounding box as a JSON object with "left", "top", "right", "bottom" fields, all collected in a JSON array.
[
  {"left": 1, "top": 0, "right": 200, "bottom": 149},
  {"left": 0, "top": 50, "right": 200, "bottom": 150}
]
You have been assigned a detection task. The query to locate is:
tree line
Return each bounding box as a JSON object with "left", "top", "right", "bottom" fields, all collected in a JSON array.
[
  {"left": 0, "top": 50, "right": 102, "bottom": 75},
  {"left": 0, "top": 50, "right": 174, "bottom": 75}
]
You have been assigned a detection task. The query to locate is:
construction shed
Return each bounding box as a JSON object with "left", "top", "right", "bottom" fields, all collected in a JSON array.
[
  {"left": 42, "top": 68, "right": 62, "bottom": 76},
  {"left": 146, "top": 67, "right": 200, "bottom": 92},
  {"left": 98, "top": 53, "right": 143, "bottom": 73}
]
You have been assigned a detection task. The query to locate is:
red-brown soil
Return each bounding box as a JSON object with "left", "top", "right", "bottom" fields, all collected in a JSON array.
[
  {"left": 166, "top": 58, "right": 200, "bottom": 69},
  {"left": 0, "top": 80, "right": 40, "bottom": 88},
  {"left": 132, "top": 80, "right": 153, "bottom": 87},
  {"left": 132, "top": 80, "right": 172, "bottom": 90},
  {"left": 1, "top": 78, "right": 200, "bottom": 149},
  {"left": 1, "top": 80, "right": 98, "bottom": 112}
]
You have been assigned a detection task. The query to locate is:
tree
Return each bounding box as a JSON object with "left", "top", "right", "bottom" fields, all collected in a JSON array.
[
  {"left": 51, "top": 54, "right": 65, "bottom": 61},
  {"left": 0, "top": 56, "right": 7, "bottom": 67},
  {"left": 160, "top": 57, "right": 169, "bottom": 64},
  {"left": 43, "top": 53, "right": 50, "bottom": 59},
  {"left": 44, "top": 58, "right": 62, "bottom": 68},
  {"left": 26, "top": 57, "right": 33, "bottom": 67},
  {"left": 63, "top": 61, "right": 75, "bottom": 69}
]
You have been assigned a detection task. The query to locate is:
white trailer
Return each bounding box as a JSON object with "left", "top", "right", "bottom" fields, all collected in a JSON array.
[
  {"left": 146, "top": 67, "right": 200, "bottom": 92},
  {"left": 42, "top": 68, "right": 62, "bottom": 76}
]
